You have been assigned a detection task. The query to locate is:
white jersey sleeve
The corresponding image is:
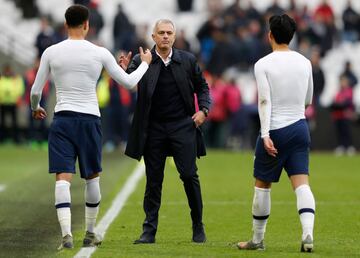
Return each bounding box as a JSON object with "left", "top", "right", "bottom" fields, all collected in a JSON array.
[
  {"left": 305, "top": 62, "right": 314, "bottom": 106},
  {"left": 100, "top": 48, "right": 148, "bottom": 90},
  {"left": 30, "top": 48, "right": 50, "bottom": 110},
  {"left": 254, "top": 61, "right": 272, "bottom": 138}
]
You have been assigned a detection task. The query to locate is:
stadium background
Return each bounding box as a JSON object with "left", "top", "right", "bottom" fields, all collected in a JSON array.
[
  {"left": 0, "top": 1, "right": 359, "bottom": 258},
  {"left": 0, "top": 0, "right": 360, "bottom": 151}
]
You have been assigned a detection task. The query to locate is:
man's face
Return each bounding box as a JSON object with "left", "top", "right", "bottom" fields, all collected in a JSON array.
[{"left": 152, "top": 22, "right": 176, "bottom": 51}]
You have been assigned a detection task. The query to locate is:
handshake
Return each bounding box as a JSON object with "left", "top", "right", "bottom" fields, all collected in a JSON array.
[{"left": 118, "top": 46, "right": 152, "bottom": 70}]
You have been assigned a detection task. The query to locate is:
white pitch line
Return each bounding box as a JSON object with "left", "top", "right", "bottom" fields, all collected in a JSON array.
[
  {"left": 74, "top": 162, "right": 145, "bottom": 258},
  {"left": 0, "top": 184, "right": 6, "bottom": 192}
]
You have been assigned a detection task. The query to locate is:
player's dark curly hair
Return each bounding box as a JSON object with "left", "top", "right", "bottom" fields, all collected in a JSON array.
[
  {"left": 269, "top": 14, "right": 297, "bottom": 44},
  {"left": 65, "top": 4, "right": 89, "bottom": 28}
]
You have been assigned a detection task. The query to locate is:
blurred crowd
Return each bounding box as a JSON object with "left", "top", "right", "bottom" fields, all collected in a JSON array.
[{"left": 0, "top": 0, "right": 359, "bottom": 154}]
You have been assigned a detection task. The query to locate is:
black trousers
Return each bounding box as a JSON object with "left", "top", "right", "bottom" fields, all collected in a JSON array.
[
  {"left": 142, "top": 116, "right": 203, "bottom": 237},
  {"left": 335, "top": 119, "right": 353, "bottom": 147}
]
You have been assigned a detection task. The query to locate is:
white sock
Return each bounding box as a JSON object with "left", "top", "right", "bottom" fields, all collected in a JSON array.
[
  {"left": 55, "top": 180, "right": 72, "bottom": 237},
  {"left": 295, "top": 184, "right": 315, "bottom": 241},
  {"left": 252, "top": 187, "right": 271, "bottom": 243},
  {"left": 85, "top": 177, "right": 101, "bottom": 233}
]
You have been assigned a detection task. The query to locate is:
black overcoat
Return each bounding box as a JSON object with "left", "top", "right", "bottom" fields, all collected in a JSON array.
[{"left": 125, "top": 47, "right": 211, "bottom": 160}]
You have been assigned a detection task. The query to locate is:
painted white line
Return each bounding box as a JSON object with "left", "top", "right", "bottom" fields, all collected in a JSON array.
[
  {"left": 0, "top": 184, "right": 6, "bottom": 192},
  {"left": 123, "top": 200, "right": 360, "bottom": 206},
  {"left": 74, "top": 162, "right": 145, "bottom": 258}
]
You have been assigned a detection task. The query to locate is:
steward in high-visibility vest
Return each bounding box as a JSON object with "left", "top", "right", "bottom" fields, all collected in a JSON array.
[
  {"left": 0, "top": 66, "right": 25, "bottom": 143},
  {"left": 96, "top": 71, "right": 110, "bottom": 109},
  {"left": 0, "top": 75, "right": 25, "bottom": 105}
]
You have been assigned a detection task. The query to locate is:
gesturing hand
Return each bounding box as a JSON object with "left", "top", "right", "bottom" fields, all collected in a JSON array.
[
  {"left": 32, "top": 107, "right": 47, "bottom": 120},
  {"left": 118, "top": 51, "right": 132, "bottom": 70},
  {"left": 263, "top": 136, "right": 278, "bottom": 157},
  {"left": 139, "top": 47, "right": 152, "bottom": 65}
]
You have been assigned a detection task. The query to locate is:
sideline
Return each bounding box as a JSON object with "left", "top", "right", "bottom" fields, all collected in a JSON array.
[{"left": 74, "top": 162, "right": 145, "bottom": 258}]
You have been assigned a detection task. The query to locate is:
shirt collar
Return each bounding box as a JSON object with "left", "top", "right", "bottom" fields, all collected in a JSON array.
[{"left": 155, "top": 48, "right": 173, "bottom": 66}]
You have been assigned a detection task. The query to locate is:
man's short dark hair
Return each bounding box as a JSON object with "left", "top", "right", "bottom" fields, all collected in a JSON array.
[
  {"left": 65, "top": 4, "right": 89, "bottom": 28},
  {"left": 269, "top": 14, "right": 297, "bottom": 45}
]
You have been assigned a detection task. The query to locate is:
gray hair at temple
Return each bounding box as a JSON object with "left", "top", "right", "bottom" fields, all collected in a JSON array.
[{"left": 153, "top": 19, "right": 176, "bottom": 33}]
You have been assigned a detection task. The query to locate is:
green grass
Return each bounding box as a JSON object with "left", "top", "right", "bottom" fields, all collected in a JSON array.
[
  {"left": 0, "top": 145, "right": 137, "bottom": 258},
  {"left": 0, "top": 146, "right": 359, "bottom": 257}
]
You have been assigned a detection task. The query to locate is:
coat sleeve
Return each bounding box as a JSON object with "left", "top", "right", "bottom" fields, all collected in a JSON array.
[{"left": 190, "top": 55, "right": 211, "bottom": 110}]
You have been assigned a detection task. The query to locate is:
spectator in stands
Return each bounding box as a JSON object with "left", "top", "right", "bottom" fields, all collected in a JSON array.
[
  {"left": 14, "top": 0, "right": 39, "bottom": 18},
  {"left": 73, "top": 0, "right": 90, "bottom": 6},
  {"left": 311, "top": 0, "right": 337, "bottom": 56},
  {"left": 113, "top": 4, "right": 135, "bottom": 52},
  {"left": 53, "top": 23, "right": 67, "bottom": 43},
  {"left": 174, "top": 29, "right": 191, "bottom": 51},
  {"left": 130, "top": 24, "right": 151, "bottom": 54},
  {"left": 314, "top": 0, "right": 335, "bottom": 24},
  {"left": 204, "top": 75, "right": 229, "bottom": 148},
  {"left": 341, "top": 61, "right": 358, "bottom": 88},
  {"left": 88, "top": 0, "right": 104, "bottom": 40},
  {"left": 330, "top": 75, "right": 356, "bottom": 156},
  {"left": 196, "top": 15, "right": 221, "bottom": 65},
  {"left": 207, "top": 29, "right": 238, "bottom": 75},
  {"left": 177, "top": 0, "right": 193, "bottom": 12},
  {"left": 35, "top": 17, "right": 55, "bottom": 58},
  {"left": 0, "top": 65, "right": 24, "bottom": 144},
  {"left": 310, "top": 49, "right": 325, "bottom": 105},
  {"left": 246, "top": 1, "right": 261, "bottom": 21},
  {"left": 266, "top": 0, "right": 285, "bottom": 15},
  {"left": 223, "top": 0, "right": 245, "bottom": 20},
  {"left": 296, "top": 19, "right": 319, "bottom": 49},
  {"left": 297, "top": 5, "right": 312, "bottom": 24},
  {"left": 223, "top": 76, "right": 242, "bottom": 148},
  {"left": 342, "top": 0, "right": 360, "bottom": 42}
]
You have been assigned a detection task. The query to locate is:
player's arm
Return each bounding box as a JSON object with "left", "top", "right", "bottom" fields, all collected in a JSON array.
[
  {"left": 30, "top": 50, "right": 50, "bottom": 120},
  {"left": 254, "top": 62, "right": 277, "bottom": 157},
  {"left": 305, "top": 62, "right": 314, "bottom": 108},
  {"left": 102, "top": 47, "right": 151, "bottom": 89}
]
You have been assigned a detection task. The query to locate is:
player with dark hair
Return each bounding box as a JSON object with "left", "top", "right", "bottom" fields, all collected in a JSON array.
[
  {"left": 237, "top": 14, "right": 315, "bottom": 252},
  {"left": 30, "top": 4, "right": 151, "bottom": 250}
]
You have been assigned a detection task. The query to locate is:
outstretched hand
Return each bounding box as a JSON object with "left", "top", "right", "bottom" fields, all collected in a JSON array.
[
  {"left": 32, "top": 107, "right": 47, "bottom": 120},
  {"left": 139, "top": 47, "right": 152, "bottom": 65},
  {"left": 118, "top": 51, "right": 132, "bottom": 70},
  {"left": 263, "top": 136, "right": 278, "bottom": 157}
]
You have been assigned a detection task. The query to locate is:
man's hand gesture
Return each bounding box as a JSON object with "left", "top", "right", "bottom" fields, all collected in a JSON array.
[
  {"left": 118, "top": 51, "right": 132, "bottom": 70},
  {"left": 32, "top": 107, "right": 47, "bottom": 120},
  {"left": 263, "top": 136, "right": 278, "bottom": 157},
  {"left": 139, "top": 47, "right": 152, "bottom": 65}
]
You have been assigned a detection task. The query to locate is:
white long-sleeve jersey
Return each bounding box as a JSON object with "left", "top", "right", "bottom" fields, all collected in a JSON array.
[
  {"left": 254, "top": 50, "right": 313, "bottom": 138},
  {"left": 30, "top": 39, "right": 148, "bottom": 117}
]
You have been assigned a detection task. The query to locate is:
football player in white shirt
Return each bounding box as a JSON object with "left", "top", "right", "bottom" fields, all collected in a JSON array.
[
  {"left": 237, "top": 14, "right": 315, "bottom": 252},
  {"left": 30, "top": 4, "right": 151, "bottom": 250}
]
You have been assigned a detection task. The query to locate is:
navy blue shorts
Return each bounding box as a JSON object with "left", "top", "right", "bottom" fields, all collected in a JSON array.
[
  {"left": 254, "top": 119, "right": 310, "bottom": 183},
  {"left": 48, "top": 111, "right": 102, "bottom": 178}
]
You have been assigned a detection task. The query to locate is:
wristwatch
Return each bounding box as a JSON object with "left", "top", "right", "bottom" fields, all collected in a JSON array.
[{"left": 201, "top": 107, "right": 209, "bottom": 117}]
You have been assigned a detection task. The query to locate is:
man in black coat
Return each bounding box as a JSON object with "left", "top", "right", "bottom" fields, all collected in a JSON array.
[{"left": 122, "top": 19, "right": 211, "bottom": 244}]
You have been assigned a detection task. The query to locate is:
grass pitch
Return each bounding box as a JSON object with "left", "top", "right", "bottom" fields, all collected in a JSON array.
[{"left": 0, "top": 146, "right": 359, "bottom": 258}]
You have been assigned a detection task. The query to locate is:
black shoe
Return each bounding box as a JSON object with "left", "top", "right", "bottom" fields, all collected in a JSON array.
[
  {"left": 133, "top": 234, "right": 155, "bottom": 244},
  {"left": 192, "top": 223, "right": 206, "bottom": 243}
]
